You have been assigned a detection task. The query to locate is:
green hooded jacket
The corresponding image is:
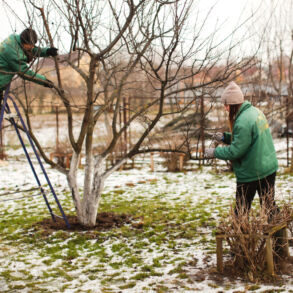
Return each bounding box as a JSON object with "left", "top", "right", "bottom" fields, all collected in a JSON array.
[
  {"left": 214, "top": 101, "right": 278, "bottom": 182},
  {"left": 0, "top": 34, "right": 49, "bottom": 89}
]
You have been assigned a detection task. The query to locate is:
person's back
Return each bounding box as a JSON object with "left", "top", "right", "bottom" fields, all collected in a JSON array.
[
  {"left": 0, "top": 34, "right": 29, "bottom": 88},
  {"left": 227, "top": 101, "right": 278, "bottom": 182}
]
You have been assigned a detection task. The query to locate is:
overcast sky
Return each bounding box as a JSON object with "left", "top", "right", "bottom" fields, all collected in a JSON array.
[
  {"left": 0, "top": 0, "right": 291, "bottom": 56},
  {"left": 0, "top": 0, "right": 256, "bottom": 36}
]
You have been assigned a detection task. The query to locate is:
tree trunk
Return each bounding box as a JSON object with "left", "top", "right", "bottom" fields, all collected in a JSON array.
[
  {"left": 80, "top": 194, "right": 101, "bottom": 227},
  {"left": 67, "top": 151, "right": 83, "bottom": 219},
  {"left": 80, "top": 156, "right": 105, "bottom": 227},
  {"left": 290, "top": 145, "right": 293, "bottom": 172}
]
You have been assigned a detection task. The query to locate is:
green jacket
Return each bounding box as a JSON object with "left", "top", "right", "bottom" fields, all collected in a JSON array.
[
  {"left": 214, "top": 101, "right": 278, "bottom": 182},
  {"left": 0, "top": 34, "right": 49, "bottom": 89}
]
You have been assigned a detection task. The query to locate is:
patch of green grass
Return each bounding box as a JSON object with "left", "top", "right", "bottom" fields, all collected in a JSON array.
[
  {"left": 109, "top": 261, "right": 123, "bottom": 269},
  {"left": 10, "top": 284, "right": 27, "bottom": 290},
  {"left": 131, "top": 272, "right": 150, "bottom": 280},
  {"left": 111, "top": 242, "right": 128, "bottom": 253},
  {"left": 247, "top": 284, "right": 261, "bottom": 291},
  {"left": 141, "top": 265, "right": 163, "bottom": 277},
  {"left": 1, "top": 169, "right": 291, "bottom": 292},
  {"left": 168, "top": 261, "right": 187, "bottom": 275},
  {"left": 125, "top": 255, "right": 142, "bottom": 267},
  {"left": 1, "top": 271, "right": 13, "bottom": 281},
  {"left": 208, "top": 283, "right": 219, "bottom": 288},
  {"left": 155, "top": 285, "right": 170, "bottom": 293},
  {"left": 178, "top": 272, "right": 188, "bottom": 279},
  {"left": 102, "top": 272, "right": 121, "bottom": 283},
  {"left": 153, "top": 257, "right": 164, "bottom": 267},
  {"left": 43, "top": 268, "right": 74, "bottom": 281},
  {"left": 119, "top": 282, "right": 136, "bottom": 289},
  {"left": 113, "top": 189, "right": 125, "bottom": 195},
  {"left": 65, "top": 248, "right": 79, "bottom": 260},
  {"left": 45, "top": 243, "right": 64, "bottom": 254}
]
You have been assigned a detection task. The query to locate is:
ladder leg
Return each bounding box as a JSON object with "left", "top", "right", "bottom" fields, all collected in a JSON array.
[
  {"left": 8, "top": 97, "right": 70, "bottom": 228},
  {"left": 0, "top": 86, "right": 10, "bottom": 130},
  {"left": 7, "top": 112, "right": 56, "bottom": 222}
]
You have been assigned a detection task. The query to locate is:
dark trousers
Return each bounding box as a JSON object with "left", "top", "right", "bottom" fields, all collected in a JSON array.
[{"left": 235, "top": 172, "right": 278, "bottom": 219}]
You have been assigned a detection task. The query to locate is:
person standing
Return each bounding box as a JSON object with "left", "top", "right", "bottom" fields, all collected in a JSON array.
[{"left": 205, "top": 81, "right": 278, "bottom": 218}]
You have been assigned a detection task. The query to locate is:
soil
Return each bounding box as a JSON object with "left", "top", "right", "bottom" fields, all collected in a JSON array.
[
  {"left": 188, "top": 253, "right": 293, "bottom": 286},
  {"left": 205, "top": 256, "right": 293, "bottom": 285},
  {"left": 35, "top": 212, "right": 142, "bottom": 233}
]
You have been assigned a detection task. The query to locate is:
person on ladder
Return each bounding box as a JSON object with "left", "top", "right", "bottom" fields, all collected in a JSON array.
[
  {"left": 0, "top": 29, "right": 71, "bottom": 228},
  {"left": 0, "top": 28, "right": 58, "bottom": 103}
]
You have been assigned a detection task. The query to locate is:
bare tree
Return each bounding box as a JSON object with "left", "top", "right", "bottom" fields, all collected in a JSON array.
[
  {"left": 257, "top": 1, "right": 293, "bottom": 169},
  {"left": 9, "top": 0, "right": 259, "bottom": 227}
]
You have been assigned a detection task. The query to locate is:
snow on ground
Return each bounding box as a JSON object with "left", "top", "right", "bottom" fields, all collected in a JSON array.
[
  {"left": 0, "top": 115, "right": 293, "bottom": 293},
  {"left": 0, "top": 139, "right": 293, "bottom": 292}
]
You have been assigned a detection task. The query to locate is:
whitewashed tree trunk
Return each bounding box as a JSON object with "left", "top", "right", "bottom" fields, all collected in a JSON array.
[
  {"left": 67, "top": 152, "right": 83, "bottom": 220},
  {"left": 81, "top": 156, "right": 106, "bottom": 227},
  {"left": 83, "top": 139, "right": 93, "bottom": 206},
  {"left": 68, "top": 154, "right": 127, "bottom": 227},
  {"left": 67, "top": 152, "right": 107, "bottom": 227},
  {"left": 80, "top": 147, "right": 96, "bottom": 226}
]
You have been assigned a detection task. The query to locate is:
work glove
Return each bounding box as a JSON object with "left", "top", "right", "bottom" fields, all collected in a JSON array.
[
  {"left": 43, "top": 79, "right": 54, "bottom": 88},
  {"left": 46, "top": 47, "right": 58, "bottom": 57},
  {"left": 204, "top": 148, "right": 215, "bottom": 159},
  {"left": 213, "top": 132, "right": 224, "bottom": 142}
]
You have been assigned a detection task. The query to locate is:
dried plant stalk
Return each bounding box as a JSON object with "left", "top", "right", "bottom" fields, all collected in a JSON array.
[{"left": 218, "top": 199, "right": 293, "bottom": 279}]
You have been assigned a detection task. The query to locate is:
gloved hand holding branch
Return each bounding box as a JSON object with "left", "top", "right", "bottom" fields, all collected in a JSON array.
[
  {"left": 46, "top": 47, "right": 58, "bottom": 57},
  {"left": 213, "top": 132, "right": 224, "bottom": 142}
]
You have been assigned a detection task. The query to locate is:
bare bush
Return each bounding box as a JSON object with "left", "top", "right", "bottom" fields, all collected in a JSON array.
[
  {"left": 160, "top": 152, "right": 187, "bottom": 172},
  {"left": 218, "top": 200, "right": 293, "bottom": 280}
]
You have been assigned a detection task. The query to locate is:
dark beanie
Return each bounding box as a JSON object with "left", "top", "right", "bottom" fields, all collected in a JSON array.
[{"left": 20, "top": 28, "right": 38, "bottom": 44}]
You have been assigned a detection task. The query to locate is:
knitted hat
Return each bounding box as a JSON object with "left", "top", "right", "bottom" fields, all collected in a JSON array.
[
  {"left": 221, "top": 81, "right": 244, "bottom": 105},
  {"left": 20, "top": 28, "right": 38, "bottom": 45}
]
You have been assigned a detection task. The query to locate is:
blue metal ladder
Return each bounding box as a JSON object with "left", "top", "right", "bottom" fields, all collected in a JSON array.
[{"left": 0, "top": 85, "right": 70, "bottom": 228}]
